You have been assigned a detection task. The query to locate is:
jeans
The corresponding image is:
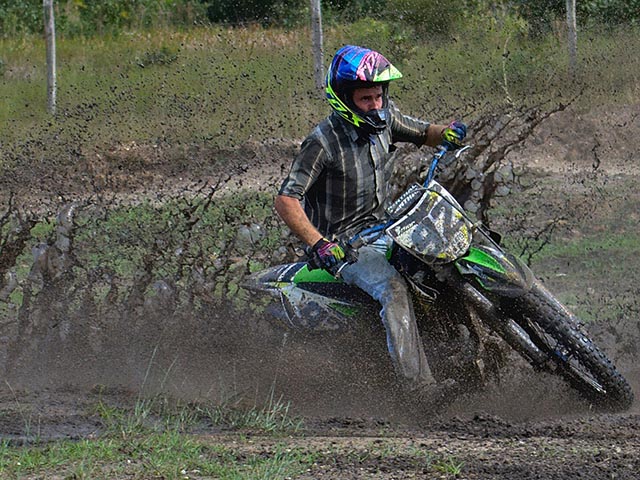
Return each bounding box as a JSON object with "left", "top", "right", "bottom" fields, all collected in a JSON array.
[{"left": 341, "top": 236, "right": 435, "bottom": 389}]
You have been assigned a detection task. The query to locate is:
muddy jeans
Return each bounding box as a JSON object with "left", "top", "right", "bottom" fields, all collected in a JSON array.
[{"left": 340, "top": 236, "right": 435, "bottom": 389}]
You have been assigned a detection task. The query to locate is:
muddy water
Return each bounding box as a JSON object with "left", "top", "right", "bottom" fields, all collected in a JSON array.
[{"left": 1, "top": 304, "right": 639, "bottom": 480}]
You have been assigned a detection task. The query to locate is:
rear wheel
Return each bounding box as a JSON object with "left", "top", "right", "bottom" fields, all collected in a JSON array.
[{"left": 468, "top": 281, "right": 634, "bottom": 411}]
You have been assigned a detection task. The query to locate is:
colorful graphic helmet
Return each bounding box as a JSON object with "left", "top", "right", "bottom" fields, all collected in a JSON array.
[{"left": 326, "top": 45, "right": 403, "bottom": 134}]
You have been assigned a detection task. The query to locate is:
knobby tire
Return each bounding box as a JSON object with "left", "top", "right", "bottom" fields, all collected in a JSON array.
[
  {"left": 501, "top": 281, "right": 634, "bottom": 411},
  {"left": 463, "top": 278, "right": 634, "bottom": 411}
]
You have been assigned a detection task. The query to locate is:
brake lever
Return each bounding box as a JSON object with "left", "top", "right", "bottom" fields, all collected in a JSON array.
[
  {"left": 442, "top": 144, "right": 472, "bottom": 168},
  {"left": 331, "top": 261, "right": 350, "bottom": 279}
]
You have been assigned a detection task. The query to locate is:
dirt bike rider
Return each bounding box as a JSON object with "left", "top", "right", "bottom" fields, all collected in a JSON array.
[{"left": 275, "top": 45, "right": 467, "bottom": 402}]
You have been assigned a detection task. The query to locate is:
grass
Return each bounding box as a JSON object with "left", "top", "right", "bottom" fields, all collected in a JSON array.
[
  {"left": 1, "top": 22, "right": 639, "bottom": 172},
  {"left": 433, "top": 456, "right": 465, "bottom": 477},
  {"left": 0, "top": 26, "right": 323, "bottom": 157},
  {"left": 0, "top": 392, "right": 310, "bottom": 479},
  {"left": 0, "top": 391, "right": 476, "bottom": 479},
  {"left": 0, "top": 434, "right": 317, "bottom": 479},
  {"left": 485, "top": 163, "right": 640, "bottom": 323},
  {"left": 527, "top": 232, "right": 640, "bottom": 322}
]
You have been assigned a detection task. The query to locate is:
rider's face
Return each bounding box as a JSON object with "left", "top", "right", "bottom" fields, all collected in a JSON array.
[{"left": 352, "top": 85, "right": 383, "bottom": 112}]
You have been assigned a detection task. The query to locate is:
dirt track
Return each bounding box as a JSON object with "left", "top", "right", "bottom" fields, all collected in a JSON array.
[
  {"left": 1, "top": 103, "right": 640, "bottom": 478},
  {"left": 2, "top": 377, "right": 639, "bottom": 479}
]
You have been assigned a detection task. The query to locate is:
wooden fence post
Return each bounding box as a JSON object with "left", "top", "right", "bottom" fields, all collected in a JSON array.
[
  {"left": 310, "top": 0, "right": 324, "bottom": 92},
  {"left": 566, "top": 0, "right": 578, "bottom": 78},
  {"left": 44, "top": 0, "right": 57, "bottom": 115}
]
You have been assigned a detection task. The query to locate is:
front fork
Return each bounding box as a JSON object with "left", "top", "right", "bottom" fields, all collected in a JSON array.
[{"left": 455, "top": 277, "right": 549, "bottom": 366}]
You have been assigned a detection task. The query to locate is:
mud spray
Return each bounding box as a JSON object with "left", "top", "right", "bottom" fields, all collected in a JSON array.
[
  {"left": 2, "top": 294, "right": 638, "bottom": 425},
  {"left": 2, "top": 106, "right": 639, "bottom": 425}
]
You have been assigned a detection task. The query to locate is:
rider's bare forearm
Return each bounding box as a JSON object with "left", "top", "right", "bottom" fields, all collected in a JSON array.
[
  {"left": 425, "top": 124, "right": 448, "bottom": 147},
  {"left": 274, "top": 194, "right": 323, "bottom": 248}
]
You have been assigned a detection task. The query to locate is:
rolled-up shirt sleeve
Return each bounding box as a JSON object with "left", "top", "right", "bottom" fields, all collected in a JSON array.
[{"left": 278, "top": 137, "right": 327, "bottom": 200}]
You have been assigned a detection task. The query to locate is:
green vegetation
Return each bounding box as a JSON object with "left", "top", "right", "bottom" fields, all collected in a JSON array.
[
  {"left": 2, "top": 0, "right": 639, "bottom": 36},
  {"left": 0, "top": 394, "right": 313, "bottom": 479},
  {"left": 0, "top": 0, "right": 208, "bottom": 36},
  {"left": 527, "top": 232, "right": 640, "bottom": 323},
  {"left": 1, "top": 21, "right": 638, "bottom": 173},
  {"left": 0, "top": 26, "right": 324, "bottom": 159},
  {"left": 493, "top": 170, "right": 640, "bottom": 324},
  {"left": 433, "top": 456, "right": 465, "bottom": 476},
  {"left": 0, "top": 391, "right": 476, "bottom": 478},
  {"left": 0, "top": 189, "right": 281, "bottom": 317}
]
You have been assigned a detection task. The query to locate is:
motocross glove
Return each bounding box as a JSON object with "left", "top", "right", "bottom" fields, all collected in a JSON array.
[
  {"left": 309, "top": 238, "right": 346, "bottom": 272},
  {"left": 441, "top": 121, "right": 467, "bottom": 150}
]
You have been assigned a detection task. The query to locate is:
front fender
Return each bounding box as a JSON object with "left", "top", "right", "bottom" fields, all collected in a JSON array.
[{"left": 455, "top": 245, "right": 534, "bottom": 297}]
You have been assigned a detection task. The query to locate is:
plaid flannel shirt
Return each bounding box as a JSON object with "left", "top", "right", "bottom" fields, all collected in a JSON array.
[{"left": 278, "top": 102, "right": 430, "bottom": 238}]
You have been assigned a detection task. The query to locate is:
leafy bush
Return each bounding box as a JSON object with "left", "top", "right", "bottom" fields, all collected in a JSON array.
[
  {"left": 580, "top": 0, "right": 640, "bottom": 26},
  {"left": 2, "top": 0, "right": 639, "bottom": 39},
  {"left": 0, "top": 0, "right": 208, "bottom": 37},
  {"left": 384, "top": 0, "right": 466, "bottom": 36},
  {"left": 202, "top": 0, "right": 306, "bottom": 27},
  {"left": 322, "top": 0, "right": 382, "bottom": 23},
  {"left": 513, "top": 0, "right": 640, "bottom": 35},
  {"left": 0, "top": 0, "right": 43, "bottom": 36}
]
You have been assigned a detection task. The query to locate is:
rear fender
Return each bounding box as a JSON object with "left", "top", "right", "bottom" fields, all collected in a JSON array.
[{"left": 455, "top": 245, "right": 534, "bottom": 297}]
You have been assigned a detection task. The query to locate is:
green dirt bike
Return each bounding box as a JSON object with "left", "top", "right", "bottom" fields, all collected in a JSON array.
[{"left": 244, "top": 145, "right": 634, "bottom": 411}]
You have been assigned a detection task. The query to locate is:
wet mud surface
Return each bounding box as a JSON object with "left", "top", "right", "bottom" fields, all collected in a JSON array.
[{"left": 2, "top": 375, "right": 639, "bottom": 479}]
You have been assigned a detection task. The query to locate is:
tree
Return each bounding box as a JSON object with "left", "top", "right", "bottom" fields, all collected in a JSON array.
[{"left": 202, "top": 0, "right": 306, "bottom": 26}]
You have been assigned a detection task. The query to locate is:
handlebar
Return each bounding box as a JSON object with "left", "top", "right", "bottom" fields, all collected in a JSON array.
[
  {"left": 313, "top": 144, "right": 472, "bottom": 275},
  {"left": 424, "top": 144, "right": 472, "bottom": 186}
]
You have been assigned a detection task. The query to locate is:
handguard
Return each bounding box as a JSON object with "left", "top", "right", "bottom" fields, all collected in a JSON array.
[{"left": 386, "top": 183, "right": 426, "bottom": 220}]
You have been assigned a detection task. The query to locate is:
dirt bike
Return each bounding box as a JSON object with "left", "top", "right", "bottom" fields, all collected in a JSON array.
[{"left": 244, "top": 145, "right": 634, "bottom": 412}]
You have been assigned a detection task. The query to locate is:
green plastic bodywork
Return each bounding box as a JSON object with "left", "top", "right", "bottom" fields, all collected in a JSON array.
[
  {"left": 292, "top": 264, "right": 340, "bottom": 284},
  {"left": 291, "top": 246, "right": 508, "bottom": 288},
  {"left": 460, "top": 246, "right": 507, "bottom": 274}
]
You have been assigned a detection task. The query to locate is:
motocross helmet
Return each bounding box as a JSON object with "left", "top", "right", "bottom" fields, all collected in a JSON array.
[{"left": 326, "top": 45, "right": 403, "bottom": 135}]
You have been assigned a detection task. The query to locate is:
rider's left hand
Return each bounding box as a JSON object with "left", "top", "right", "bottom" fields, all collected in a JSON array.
[{"left": 441, "top": 121, "right": 467, "bottom": 150}]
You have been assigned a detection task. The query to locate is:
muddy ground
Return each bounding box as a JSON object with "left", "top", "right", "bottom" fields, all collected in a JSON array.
[{"left": 1, "top": 103, "right": 640, "bottom": 479}]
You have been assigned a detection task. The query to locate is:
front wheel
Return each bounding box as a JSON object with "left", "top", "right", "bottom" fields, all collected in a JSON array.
[{"left": 466, "top": 281, "right": 634, "bottom": 411}]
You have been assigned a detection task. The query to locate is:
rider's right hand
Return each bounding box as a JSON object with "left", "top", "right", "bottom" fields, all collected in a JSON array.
[
  {"left": 441, "top": 121, "right": 467, "bottom": 150},
  {"left": 309, "top": 238, "right": 346, "bottom": 271}
]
